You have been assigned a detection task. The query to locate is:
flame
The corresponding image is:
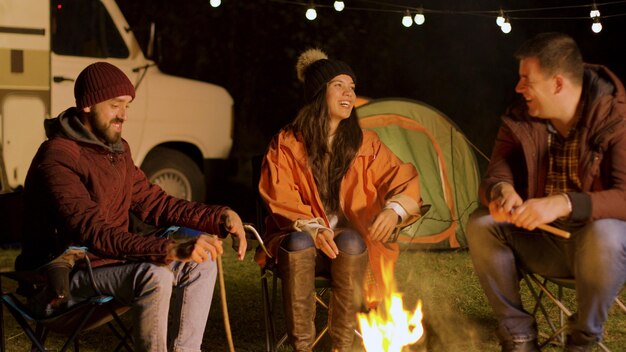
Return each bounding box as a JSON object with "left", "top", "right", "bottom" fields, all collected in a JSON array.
[{"left": 358, "top": 259, "right": 424, "bottom": 351}]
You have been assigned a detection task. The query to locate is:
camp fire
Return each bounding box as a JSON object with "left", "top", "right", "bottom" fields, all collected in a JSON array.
[{"left": 358, "top": 260, "right": 424, "bottom": 351}]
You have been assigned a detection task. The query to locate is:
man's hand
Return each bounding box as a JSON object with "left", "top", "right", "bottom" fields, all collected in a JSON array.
[
  {"left": 171, "top": 234, "right": 223, "bottom": 263},
  {"left": 369, "top": 208, "right": 399, "bottom": 242},
  {"left": 315, "top": 229, "right": 338, "bottom": 259},
  {"left": 220, "top": 209, "right": 247, "bottom": 261},
  {"left": 509, "top": 194, "right": 571, "bottom": 231},
  {"left": 488, "top": 182, "right": 523, "bottom": 222}
]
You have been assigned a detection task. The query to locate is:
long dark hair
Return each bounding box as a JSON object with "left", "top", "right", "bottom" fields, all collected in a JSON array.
[{"left": 288, "top": 87, "right": 363, "bottom": 214}]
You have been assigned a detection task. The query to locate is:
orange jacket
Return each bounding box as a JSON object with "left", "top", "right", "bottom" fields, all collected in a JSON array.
[{"left": 256, "top": 129, "right": 421, "bottom": 301}]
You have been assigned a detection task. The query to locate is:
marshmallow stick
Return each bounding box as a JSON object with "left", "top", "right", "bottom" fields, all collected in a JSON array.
[
  {"left": 506, "top": 209, "right": 571, "bottom": 239},
  {"left": 537, "top": 224, "right": 571, "bottom": 239}
]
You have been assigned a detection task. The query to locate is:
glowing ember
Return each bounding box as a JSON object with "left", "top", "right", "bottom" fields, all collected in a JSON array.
[{"left": 358, "top": 260, "right": 424, "bottom": 351}]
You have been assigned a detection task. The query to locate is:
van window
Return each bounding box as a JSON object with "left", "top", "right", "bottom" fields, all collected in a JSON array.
[{"left": 51, "top": 0, "right": 129, "bottom": 58}]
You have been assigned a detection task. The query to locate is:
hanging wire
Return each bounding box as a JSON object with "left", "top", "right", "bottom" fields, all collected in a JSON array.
[{"left": 266, "top": 0, "right": 626, "bottom": 21}]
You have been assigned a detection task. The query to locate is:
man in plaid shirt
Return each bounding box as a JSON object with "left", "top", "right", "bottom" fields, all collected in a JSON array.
[{"left": 468, "top": 32, "right": 626, "bottom": 352}]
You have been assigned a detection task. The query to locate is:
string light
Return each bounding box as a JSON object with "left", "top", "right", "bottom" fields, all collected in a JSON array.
[
  {"left": 592, "top": 16, "right": 603, "bottom": 32},
  {"left": 590, "top": 3, "right": 601, "bottom": 18},
  {"left": 402, "top": 9, "right": 413, "bottom": 27},
  {"left": 209, "top": 0, "right": 221, "bottom": 7},
  {"left": 267, "top": 0, "right": 626, "bottom": 33},
  {"left": 305, "top": 3, "right": 317, "bottom": 20},
  {"left": 334, "top": 1, "right": 345, "bottom": 12},
  {"left": 496, "top": 9, "right": 505, "bottom": 27},
  {"left": 501, "top": 17, "right": 512, "bottom": 34},
  {"left": 414, "top": 8, "right": 425, "bottom": 25}
]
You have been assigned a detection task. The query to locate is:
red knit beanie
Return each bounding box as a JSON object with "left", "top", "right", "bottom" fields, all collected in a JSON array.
[{"left": 74, "top": 62, "right": 136, "bottom": 109}]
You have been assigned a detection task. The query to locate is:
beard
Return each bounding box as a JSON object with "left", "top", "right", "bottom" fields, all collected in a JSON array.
[{"left": 87, "top": 111, "right": 123, "bottom": 145}]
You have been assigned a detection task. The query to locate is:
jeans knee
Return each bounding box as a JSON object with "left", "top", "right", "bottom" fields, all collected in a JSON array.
[
  {"left": 280, "top": 231, "right": 315, "bottom": 252},
  {"left": 172, "top": 260, "right": 217, "bottom": 286},
  {"left": 135, "top": 263, "right": 174, "bottom": 300},
  {"left": 196, "top": 260, "right": 217, "bottom": 285},
  {"left": 335, "top": 230, "right": 366, "bottom": 255},
  {"left": 581, "top": 219, "right": 626, "bottom": 250},
  {"left": 577, "top": 220, "right": 626, "bottom": 283},
  {"left": 143, "top": 263, "right": 174, "bottom": 284}
]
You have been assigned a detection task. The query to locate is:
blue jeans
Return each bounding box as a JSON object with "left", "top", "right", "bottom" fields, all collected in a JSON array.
[
  {"left": 280, "top": 229, "right": 367, "bottom": 276},
  {"left": 467, "top": 207, "right": 626, "bottom": 344},
  {"left": 68, "top": 259, "right": 217, "bottom": 352}
]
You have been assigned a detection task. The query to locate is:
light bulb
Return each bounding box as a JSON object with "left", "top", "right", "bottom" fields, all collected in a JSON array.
[
  {"left": 306, "top": 7, "right": 317, "bottom": 20},
  {"left": 209, "top": 0, "right": 221, "bottom": 7},
  {"left": 334, "top": 1, "right": 345, "bottom": 12},
  {"left": 590, "top": 4, "right": 600, "bottom": 18},
  {"left": 414, "top": 12, "right": 425, "bottom": 25},
  {"left": 592, "top": 18, "right": 602, "bottom": 33},
  {"left": 501, "top": 19, "right": 511, "bottom": 34},
  {"left": 402, "top": 10, "right": 413, "bottom": 27},
  {"left": 496, "top": 9, "right": 505, "bottom": 26}
]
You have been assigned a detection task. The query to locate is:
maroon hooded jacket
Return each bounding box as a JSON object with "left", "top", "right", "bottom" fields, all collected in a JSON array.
[{"left": 16, "top": 108, "right": 227, "bottom": 270}]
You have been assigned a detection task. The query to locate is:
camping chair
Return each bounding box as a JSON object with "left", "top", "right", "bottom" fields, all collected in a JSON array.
[
  {"left": 0, "top": 250, "right": 133, "bottom": 352},
  {"left": 522, "top": 270, "right": 626, "bottom": 351}
]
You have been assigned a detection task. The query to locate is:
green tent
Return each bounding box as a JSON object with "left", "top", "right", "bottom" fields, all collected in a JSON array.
[{"left": 357, "top": 98, "right": 482, "bottom": 249}]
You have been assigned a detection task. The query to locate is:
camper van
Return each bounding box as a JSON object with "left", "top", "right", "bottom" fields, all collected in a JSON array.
[{"left": 0, "top": 0, "right": 234, "bottom": 202}]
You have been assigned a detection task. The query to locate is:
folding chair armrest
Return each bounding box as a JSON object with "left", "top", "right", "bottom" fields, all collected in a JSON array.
[
  {"left": 245, "top": 224, "right": 273, "bottom": 259},
  {"left": 388, "top": 204, "right": 431, "bottom": 243}
]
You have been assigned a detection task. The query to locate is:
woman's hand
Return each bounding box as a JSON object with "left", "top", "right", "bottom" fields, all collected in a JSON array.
[
  {"left": 369, "top": 208, "right": 399, "bottom": 242},
  {"left": 315, "top": 229, "right": 339, "bottom": 259}
]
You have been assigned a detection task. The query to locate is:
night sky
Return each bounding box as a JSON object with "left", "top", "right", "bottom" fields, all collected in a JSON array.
[{"left": 116, "top": 0, "right": 626, "bottom": 214}]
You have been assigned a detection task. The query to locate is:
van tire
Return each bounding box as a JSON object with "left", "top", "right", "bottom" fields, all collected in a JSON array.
[{"left": 141, "top": 147, "right": 206, "bottom": 202}]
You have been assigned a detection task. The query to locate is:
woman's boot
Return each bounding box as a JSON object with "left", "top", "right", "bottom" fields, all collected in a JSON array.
[
  {"left": 329, "top": 250, "right": 369, "bottom": 351},
  {"left": 278, "top": 246, "right": 317, "bottom": 352}
]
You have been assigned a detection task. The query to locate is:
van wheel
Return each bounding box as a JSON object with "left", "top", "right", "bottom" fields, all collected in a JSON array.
[{"left": 141, "top": 147, "right": 206, "bottom": 202}]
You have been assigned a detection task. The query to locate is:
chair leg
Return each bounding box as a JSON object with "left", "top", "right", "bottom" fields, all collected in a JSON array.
[
  {"left": 104, "top": 306, "right": 134, "bottom": 352},
  {"left": 58, "top": 305, "right": 98, "bottom": 352},
  {"left": 261, "top": 267, "right": 276, "bottom": 352},
  {"left": 109, "top": 319, "right": 134, "bottom": 352},
  {"left": 558, "top": 285, "right": 566, "bottom": 345},
  {"left": 614, "top": 296, "right": 626, "bottom": 313},
  {"left": 523, "top": 274, "right": 569, "bottom": 348},
  {"left": 30, "top": 323, "right": 47, "bottom": 352}
]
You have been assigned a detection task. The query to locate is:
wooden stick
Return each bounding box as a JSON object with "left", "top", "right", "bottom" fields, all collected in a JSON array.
[
  {"left": 217, "top": 255, "right": 236, "bottom": 352},
  {"left": 537, "top": 224, "right": 571, "bottom": 239}
]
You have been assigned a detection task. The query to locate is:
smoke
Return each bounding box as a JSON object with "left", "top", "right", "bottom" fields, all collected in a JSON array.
[{"left": 394, "top": 249, "right": 498, "bottom": 351}]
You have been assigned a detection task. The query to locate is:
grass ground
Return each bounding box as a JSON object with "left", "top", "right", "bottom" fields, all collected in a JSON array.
[{"left": 1, "top": 243, "right": 625, "bottom": 351}]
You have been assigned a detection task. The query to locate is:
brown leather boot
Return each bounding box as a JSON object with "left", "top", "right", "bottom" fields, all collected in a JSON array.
[
  {"left": 328, "top": 250, "right": 368, "bottom": 351},
  {"left": 278, "top": 246, "right": 317, "bottom": 352}
]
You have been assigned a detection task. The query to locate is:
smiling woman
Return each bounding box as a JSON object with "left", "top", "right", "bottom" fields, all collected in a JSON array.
[{"left": 255, "top": 48, "right": 423, "bottom": 352}]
